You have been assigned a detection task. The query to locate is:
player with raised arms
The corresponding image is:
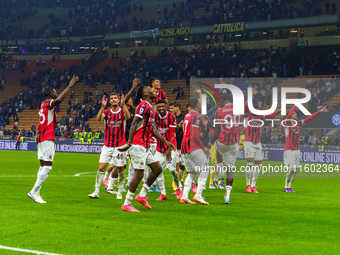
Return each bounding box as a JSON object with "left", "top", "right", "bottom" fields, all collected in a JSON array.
[
  {"left": 154, "top": 99, "right": 182, "bottom": 201},
  {"left": 28, "top": 75, "right": 79, "bottom": 203},
  {"left": 244, "top": 87, "right": 280, "bottom": 193},
  {"left": 119, "top": 86, "right": 175, "bottom": 212},
  {"left": 180, "top": 97, "right": 210, "bottom": 205},
  {"left": 88, "top": 78, "right": 139, "bottom": 199},
  {"left": 150, "top": 78, "right": 167, "bottom": 103},
  {"left": 210, "top": 93, "right": 240, "bottom": 204},
  {"left": 283, "top": 105, "right": 327, "bottom": 192}
]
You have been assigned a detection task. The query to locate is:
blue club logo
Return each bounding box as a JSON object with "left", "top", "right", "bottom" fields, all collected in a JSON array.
[{"left": 331, "top": 112, "right": 340, "bottom": 127}]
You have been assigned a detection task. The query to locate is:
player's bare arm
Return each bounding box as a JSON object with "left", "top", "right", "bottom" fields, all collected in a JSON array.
[
  {"left": 194, "top": 87, "right": 202, "bottom": 101},
  {"left": 244, "top": 87, "right": 259, "bottom": 114},
  {"left": 303, "top": 105, "right": 328, "bottom": 124},
  {"left": 124, "top": 78, "right": 139, "bottom": 104},
  {"left": 97, "top": 95, "right": 108, "bottom": 121},
  {"left": 121, "top": 94, "right": 130, "bottom": 120},
  {"left": 320, "top": 106, "right": 328, "bottom": 112},
  {"left": 50, "top": 75, "right": 79, "bottom": 108},
  {"left": 151, "top": 125, "right": 176, "bottom": 150}
]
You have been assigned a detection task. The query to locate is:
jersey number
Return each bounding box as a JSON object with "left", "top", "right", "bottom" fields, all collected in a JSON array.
[
  {"left": 39, "top": 108, "right": 45, "bottom": 124},
  {"left": 224, "top": 114, "right": 241, "bottom": 129},
  {"left": 117, "top": 153, "right": 124, "bottom": 160},
  {"left": 183, "top": 120, "right": 189, "bottom": 135}
]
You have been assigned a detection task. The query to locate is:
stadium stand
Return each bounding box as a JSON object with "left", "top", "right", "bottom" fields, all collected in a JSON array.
[{"left": 2, "top": 0, "right": 339, "bottom": 39}]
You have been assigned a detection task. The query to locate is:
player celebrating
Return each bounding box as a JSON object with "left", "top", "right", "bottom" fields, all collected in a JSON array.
[
  {"left": 210, "top": 94, "right": 240, "bottom": 204},
  {"left": 283, "top": 105, "right": 327, "bottom": 192},
  {"left": 119, "top": 86, "right": 175, "bottom": 212},
  {"left": 169, "top": 101, "right": 186, "bottom": 189},
  {"left": 150, "top": 78, "right": 167, "bottom": 103},
  {"left": 154, "top": 99, "right": 182, "bottom": 200},
  {"left": 103, "top": 96, "right": 136, "bottom": 188},
  {"left": 244, "top": 88, "right": 280, "bottom": 193},
  {"left": 28, "top": 75, "right": 79, "bottom": 203},
  {"left": 88, "top": 78, "right": 139, "bottom": 199},
  {"left": 180, "top": 98, "right": 210, "bottom": 205}
]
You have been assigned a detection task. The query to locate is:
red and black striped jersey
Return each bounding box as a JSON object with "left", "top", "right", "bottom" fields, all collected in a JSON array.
[
  {"left": 181, "top": 110, "right": 205, "bottom": 154},
  {"left": 284, "top": 120, "right": 303, "bottom": 151},
  {"left": 284, "top": 106, "right": 321, "bottom": 151},
  {"left": 214, "top": 104, "right": 240, "bottom": 145},
  {"left": 103, "top": 108, "right": 126, "bottom": 147},
  {"left": 244, "top": 111, "right": 280, "bottom": 143},
  {"left": 244, "top": 100, "right": 280, "bottom": 144},
  {"left": 175, "top": 112, "right": 185, "bottom": 150},
  {"left": 132, "top": 100, "right": 155, "bottom": 148},
  {"left": 152, "top": 89, "right": 167, "bottom": 104},
  {"left": 244, "top": 114, "right": 265, "bottom": 144},
  {"left": 37, "top": 99, "right": 57, "bottom": 144},
  {"left": 155, "top": 111, "right": 177, "bottom": 153}
]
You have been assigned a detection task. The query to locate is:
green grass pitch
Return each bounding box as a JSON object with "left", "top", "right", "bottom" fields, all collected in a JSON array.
[{"left": 0, "top": 150, "right": 339, "bottom": 255}]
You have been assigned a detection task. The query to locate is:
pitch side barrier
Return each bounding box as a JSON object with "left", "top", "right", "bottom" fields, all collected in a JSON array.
[{"left": 0, "top": 139, "right": 339, "bottom": 164}]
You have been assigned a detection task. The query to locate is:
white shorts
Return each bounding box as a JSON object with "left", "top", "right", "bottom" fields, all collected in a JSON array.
[
  {"left": 129, "top": 144, "right": 158, "bottom": 169},
  {"left": 176, "top": 150, "right": 182, "bottom": 164},
  {"left": 284, "top": 150, "right": 300, "bottom": 169},
  {"left": 182, "top": 149, "right": 208, "bottom": 173},
  {"left": 37, "top": 140, "right": 55, "bottom": 162},
  {"left": 156, "top": 150, "right": 177, "bottom": 171},
  {"left": 244, "top": 141, "right": 263, "bottom": 161},
  {"left": 111, "top": 146, "right": 127, "bottom": 167},
  {"left": 99, "top": 146, "right": 114, "bottom": 164},
  {"left": 150, "top": 143, "right": 157, "bottom": 156},
  {"left": 214, "top": 141, "right": 239, "bottom": 167}
]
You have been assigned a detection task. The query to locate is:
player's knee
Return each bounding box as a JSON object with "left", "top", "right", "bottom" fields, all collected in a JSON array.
[
  {"left": 135, "top": 170, "right": 144, "bottom": 179},
  {"left": 117, "top": 166, "right": 124, "bottom": 173},
  {"left": 98, "top": 166, "right": 106, "bottom": 172},
  {"left": 154, "top": 167, "right": 162, "bottom": 175}
]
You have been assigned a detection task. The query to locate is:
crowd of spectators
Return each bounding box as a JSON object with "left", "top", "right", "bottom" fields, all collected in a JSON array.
[
  {"left": 304, "top": 132, "right": 340, "bottom": 146},
  {"left": 0, "top": 0, "right": 336, "bottom": 40},
  {"left": 1, "top": 40, "right": 339, "bottom": 141},
  {"left": 151, "top": 44, "right": 290, "bottom": 81},
  {"left": 306, "top": 77, "right": 339, "bottom": 113}
]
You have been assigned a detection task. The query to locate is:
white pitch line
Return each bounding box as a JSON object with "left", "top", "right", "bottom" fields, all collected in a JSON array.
[
  {"left": 74, "top": 171, "right": 96, "bottom": 176},
  {"left": 0, "top": 245, "right": 64, "bottom": 255}
]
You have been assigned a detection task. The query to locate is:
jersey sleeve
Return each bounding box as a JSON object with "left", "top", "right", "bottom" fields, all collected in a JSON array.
[
  {"left": 45, "top": 99, "right": 55, "bottom": 109},
  {"left": 135, "top": 102, "right": 148, "bottom": 119},
  {"left": 169, "top": 113, "right": 177, "bottom": 127},
  {"left": 120, "top": 108, "right": 125, "bottom": 120},
  {"left": 162, "top": 90, "right": 167, "bottom": 101},
  {"left": 192, "top": 114, "right": 200, "bottom": 128},
  {"left": 244, "top": 100, "right": 249, "bottom": 114},
  {"left": 264, "top": 110, "right": 280, "bottom": 119},
  {"left": 286, "top": 106, "right": 297, "bottom": 120},
  {"left": 102, "top": 109, "right": 108, "bottom": 119},
  {"left": 303, "top": 110, "right": 321, "bottom": 124},
  {"left": 192, "top": 113, "right": 205, "bottom": 150},
  {"left": 169, "top": 114, "right": 177, "bottom": 144}
]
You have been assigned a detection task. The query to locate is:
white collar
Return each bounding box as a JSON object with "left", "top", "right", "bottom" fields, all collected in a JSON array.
[
  {"left": 110, "top": 108, "right": 121, "bottom": 114},
  {"left": 143, "top": 100, "right": 152, "bottom": 107}
]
